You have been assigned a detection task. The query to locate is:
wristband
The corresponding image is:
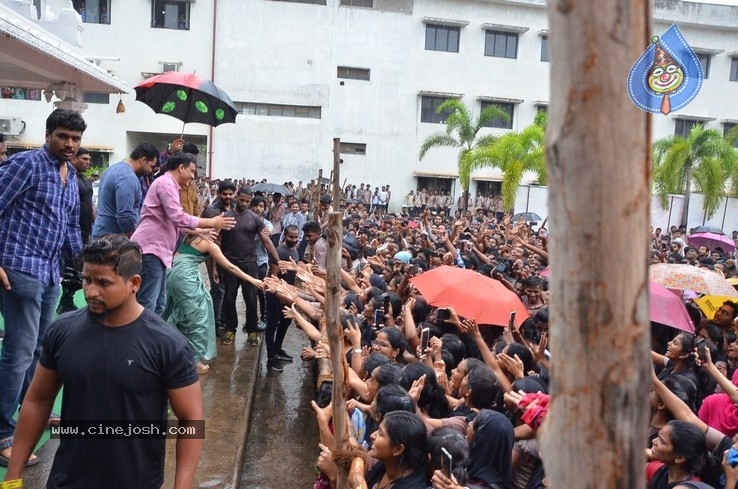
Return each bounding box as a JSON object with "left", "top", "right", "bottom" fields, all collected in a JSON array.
[
  {"left": 0, "top": 481, "right": 23, "bottom": 489},
  {"left": 352, "top": 349, "right": 362, "bottom": 355}
]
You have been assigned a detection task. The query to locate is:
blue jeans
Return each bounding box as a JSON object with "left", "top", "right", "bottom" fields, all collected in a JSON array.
[
  {"left": 0, "top": 269, "right": 59, "bottom": 440},
  {"left": 138, "top": 254, "right": 167, "bottom": 315}
]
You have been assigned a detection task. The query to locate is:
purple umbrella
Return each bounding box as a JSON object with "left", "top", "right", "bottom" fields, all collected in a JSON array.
[
  {"left": 688, "top": 232, "right": 736, "bottom": 252},
  {"left": 649, "top": 281, "right": 694, "bottom": 333}
]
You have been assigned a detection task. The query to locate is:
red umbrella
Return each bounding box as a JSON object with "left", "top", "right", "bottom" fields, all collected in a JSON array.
[
  {"left": 649, "top": 281, "right": 694, "bottom": 333},
  {"left": 410, "top": 265, "right": 529, "bottom": 328}
]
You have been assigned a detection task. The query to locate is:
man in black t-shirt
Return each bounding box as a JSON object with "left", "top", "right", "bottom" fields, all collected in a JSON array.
[
  {"left": 4, "top": 235, "right": 202, "bottom": 488},
  {"left": 219, "top": 187, "right": 279, "bottom": 346},
  {"left": 57, "top": 148, "right": 95, "bottom": 314},
  {"left": 264, "top": 225, "right": 300, "bottom": 372}
]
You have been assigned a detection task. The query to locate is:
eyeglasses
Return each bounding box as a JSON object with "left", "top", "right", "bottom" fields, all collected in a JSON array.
[
  {"left": 372, "top": 340, "right": 391, "bottom": 349},
  {"left": 715, "top": 308, "right": 734, "bottom": 316}
]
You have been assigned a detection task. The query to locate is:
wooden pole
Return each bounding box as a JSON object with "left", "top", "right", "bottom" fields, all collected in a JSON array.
[
  {"left": 542, "top": 1, "right": 651, "bottom": 488},
  {"left": 324, "top": 212, "right": 349, "bottom": 487},
  {"left": 332, "top": 138, "right": 341, "bottom": 207}
]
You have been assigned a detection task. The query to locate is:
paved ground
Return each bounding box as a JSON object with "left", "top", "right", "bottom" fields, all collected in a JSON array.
[{"left": 17, "top": 299, "right": 319, "bottom": 488}]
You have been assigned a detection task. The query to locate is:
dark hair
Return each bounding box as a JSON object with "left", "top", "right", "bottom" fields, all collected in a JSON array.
[
  {"left": 381, "top": 411, "right": 428, "bottom": 471},
  {"left": 319, "top": 194, "right": 332, "bottom": 204},
  {"left": 467, "top": 409, "right": 514, "bottom": 488},
  {"left": 165, "top": 152, "right": 197, "bottom": 172},
  {"left": 665, "top": 420, "right": 708, "bottom": 474},
  {"left": 46, "top": 109, "right": 86, "bottom": 134},
  {"left": 504, "top": 343, "right": 534, "bottom": 373},
  {"left": 661, "top": 376, "right": 697, "bottom": 415},
  {"left": 237, "top": 186, "right": 254, "bottom": 196},
  {"left": 218, "top": 181, "right": 237, "bottom": 194},
  {"left": 130, "top": 143, "right": 159, "bottom": 161},
  {"left": 374, "top": 384, "right": 416, "bottom": 420},
  {"left": 373, "top": 363, "right": 404, "bottom": 388},
  {"left": 83, "top": 235, "right": 142, "bottom": 278},
  {"left": 182, "top": 142, "right": 199, "bottom": 155},
  {"left": 428, "top": 427, "right": 469, "bottom": 485},
  {"left": 362, "top": 353, "right": 390, "bottom": 378},
  {"left": 440, "top": 333, "right": 466, "bottom": 370},
  {"left": 75, "top": 147, "right": 90, "bottom": 157},
  {"left": 466, "top": 366, "right": 500, "bottom": 410},
  {"left": 302, "top": 221, "right": 321, "bottom": 235},
  {"left": 723, "top": 300, "right": 738, "bottom": 319},
  {"left": 377, "top": 327, "right": 408, "bottom": 363},
  {"left": 249, "top": 195, "right": 266, "bottom": 209},
  {"left": 283, "top": 224, "right": 299, "bottom": 236},
  {"left": 400, "top": 362, "right": 450, "bottom": 419}
]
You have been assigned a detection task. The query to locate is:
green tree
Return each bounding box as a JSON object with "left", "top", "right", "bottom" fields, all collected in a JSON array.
[
  {"left": 418, "top": 99, "right": 509, "bottom": 214},
  {"left": 471, "top": 112, "right": 547, "bottom": 212},
  {"left": 653, "top": 124, "right": 738, "bottom": 227}
]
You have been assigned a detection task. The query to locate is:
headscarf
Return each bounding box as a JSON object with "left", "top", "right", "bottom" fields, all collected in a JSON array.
[{"left": 467, "top": 409, "right": 514, "bottom": 488}]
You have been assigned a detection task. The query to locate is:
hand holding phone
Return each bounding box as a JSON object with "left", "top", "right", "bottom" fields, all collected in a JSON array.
[
  {"left": 420, "top": 327, "right": 430, "bottom": 355},
  {"left": 441, "top": 447, "right": 453, "bottom": 478}
]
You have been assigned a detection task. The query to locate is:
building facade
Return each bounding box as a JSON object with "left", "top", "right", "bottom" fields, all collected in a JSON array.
[{"left": 1, "top": 0, "right": 737, "bottom": 216}]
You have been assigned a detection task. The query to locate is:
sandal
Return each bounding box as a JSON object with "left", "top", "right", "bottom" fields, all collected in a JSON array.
[{"left": 0, "top": 438, "right": 39, "bottom": 467}]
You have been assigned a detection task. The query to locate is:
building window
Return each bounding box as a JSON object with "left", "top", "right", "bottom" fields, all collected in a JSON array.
[
  {"left": 421, "top": 96, "right": 455, "bottom": 124},
  {"left": 152, "top": 0, "right": 190, "bottom": 29},
  {"left": 1, "top": 87, "right": 41, "bottom": 101},
  {"left": 725, "top": 123, "right": 738, "bottom": 148},
  {"left": 674, "top": 119, "right": 704, "bottom": 138},
  {"left": 340, "top": 0, "right": 372, "bottom": 6},
  {"left": 236, "top": 102, "right": 322, "bottom": 119},
  {"left": 271, "top": 0, "right": 326, "bottom": 4},
  {"left": 73, "top": 0, "right": 111, "bottom": 24},
  {"left": 82, "top": 92, "right": 110, "bottom": 104},
  {"left": 339, "top": 142, "right": 367, "bottom": 155},
  {"left": 731, "top": 57, "right": 738, "bottom": 82},
  {"left": 695, "top": 53, "right": 711, "bottom": 79},
  {"left": 337, "top": 66, "right": 370, "bottom": 81},
  {"left": 481, "top": 101, "right": 514, "bottom": 129},
  {"left": 484, "top": 31, "right": 518, "bottom": 59},
  {"left": 535, "top": 104, "right": 548, "bottom": 115},
  {"left": 425, "top": 24, "right": 460, "bottom": 53},
  {"left": 540, "top": 36, "right": 549, "bottom": 62}
]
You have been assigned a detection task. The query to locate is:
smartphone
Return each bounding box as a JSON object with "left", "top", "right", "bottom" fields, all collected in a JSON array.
[
  {"left": 460, "top": 233, "right": 471, "bottom": 241},
  {"left": 373, "top": 308, "right": 385, "bottom": 326},
  {"left": 384, "top": 296, "right": 391, "bottom": 314},
  {"left": 316, "top": 380, "right": 333, "bottom": 408},
  {"left": 441, "top": 447, "right": 453, "bottom": 478},
  {"left": 509, "top": 311, "right": 517, "bottom": 325},
  {"left": 420, "top": 327, "right": 430, "bottom": 353},
  {"left": 437, "top": 308, "right": 450, "bottom": 322},
  {"left": 494, "top": 262, "right": 507, "bottom": 275}
]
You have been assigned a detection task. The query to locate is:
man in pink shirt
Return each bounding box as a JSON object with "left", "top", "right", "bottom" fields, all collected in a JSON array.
[{"left": 131, "top": 152, "right": 235, "bottom": 314}]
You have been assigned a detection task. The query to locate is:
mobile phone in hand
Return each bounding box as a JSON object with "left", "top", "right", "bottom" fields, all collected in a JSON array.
[
  {"left": 441, "top": 447, "right": 453, "bottom": 478},
  {"left": 420, "top": 327, "right": 430, "bottom": 353}
]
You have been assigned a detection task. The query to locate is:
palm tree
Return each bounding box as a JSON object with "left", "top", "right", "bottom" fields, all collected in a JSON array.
[
  {"left": 653, "top": 124, "right": 738, "bottom": 228},
  {"left": 470, "top": 112, "right": 547, "bottom": 212},
  {"left": 418, "top": 99, "right": 509, "bottom": 214}
]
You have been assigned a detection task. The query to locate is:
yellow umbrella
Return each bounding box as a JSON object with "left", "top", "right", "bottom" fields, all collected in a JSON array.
[{"left": 694, "top": 295, "right": 736, "bottom": 319}]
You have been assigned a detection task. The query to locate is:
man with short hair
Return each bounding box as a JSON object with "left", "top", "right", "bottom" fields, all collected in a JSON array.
[
  {"left": 57, "top": 147, "right": 95, "bottom": 314},
  {"left": 219, "top": 188, "right": 279, "bottom": 345},
  {"left": 0, "top": 109, "right": 87, "bottom": 466},
  {"left": 92, "top": 143, "right": 159, "bottom": 239},
  {"left": 303, "top": 221, "right": 327, "bottom": 275},
  {"left": 202, "top": 181, "right": 237, "bottom": 334},
  {"left": 4, "top": 235, "right": 202, "bottom": 487},
  {"left": 179, "top": 142, "right": 201, "bottom": 217},
  {"left": 131, "top": 153, "right": 235, "bottom": 315}
]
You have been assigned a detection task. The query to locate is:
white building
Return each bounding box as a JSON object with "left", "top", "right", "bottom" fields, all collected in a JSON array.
[{"left": 1, "top": 0, "right": 737, "bottom": 224}]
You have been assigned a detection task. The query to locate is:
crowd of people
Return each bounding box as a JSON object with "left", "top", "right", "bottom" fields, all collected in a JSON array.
[{"left": 4, "top": 109, "right": 738, "bottom": 488}]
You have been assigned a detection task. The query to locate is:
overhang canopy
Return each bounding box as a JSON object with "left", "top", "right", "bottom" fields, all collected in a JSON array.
[
  {"left": 0, "top": 4, "right": 128, "bottom": 94},
  {"left": 413, "top": 171, "right": 458, "bottom": 179}
]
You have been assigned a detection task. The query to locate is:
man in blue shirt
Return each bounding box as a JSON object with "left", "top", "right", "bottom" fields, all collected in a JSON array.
[
  {"left": 91, "top": 143, "right": 159, "bottom": 239},
  {"left": 0, "top": 109, "right": 87, "bottom": 467}
]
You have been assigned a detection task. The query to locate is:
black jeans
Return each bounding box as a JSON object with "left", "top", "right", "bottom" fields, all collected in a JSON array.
[
  {"left": 207, "top": 264, "right": 224, "bottom": 326},
  {"left": 257, "top": 264, "right": 268, "bottom": 322},
  {"left": 222, "top": 261, "right": 259, "bottom": 333},
  {"left": 265, "top": 293, "right": 291, "bottom": 359}
]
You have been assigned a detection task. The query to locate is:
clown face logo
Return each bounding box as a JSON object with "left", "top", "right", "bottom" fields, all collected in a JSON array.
[{"left": 648, "top": 62, "right": 684, "bottom": 94}]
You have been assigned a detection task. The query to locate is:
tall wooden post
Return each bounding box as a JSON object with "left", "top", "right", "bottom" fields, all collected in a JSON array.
[
  {"left": 324, "top": 212, "right": 349, "bottom": 487},
  {"left": 332, "top": 138, "right": 341, "bottom": 207},
  {"left": 542, "top": 1, "right": 651, "bottom": 488}
]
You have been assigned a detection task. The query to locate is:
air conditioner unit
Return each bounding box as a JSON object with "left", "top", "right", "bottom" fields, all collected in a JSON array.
[{"left": 0, "top": 117, "right": 25, "bottom": 136}]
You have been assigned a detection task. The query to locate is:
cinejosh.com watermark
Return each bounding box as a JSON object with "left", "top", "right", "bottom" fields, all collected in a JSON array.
[{"left": 50, "top": 420, "right": 205, "bottom": 439}]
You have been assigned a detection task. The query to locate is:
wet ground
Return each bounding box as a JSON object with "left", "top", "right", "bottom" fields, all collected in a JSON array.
[
  {"left": 240, "top": 330, "right": 320, "bottom": 488},
  {"left": 16, "top": 292, "right": 319, "bottom": 488}
]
